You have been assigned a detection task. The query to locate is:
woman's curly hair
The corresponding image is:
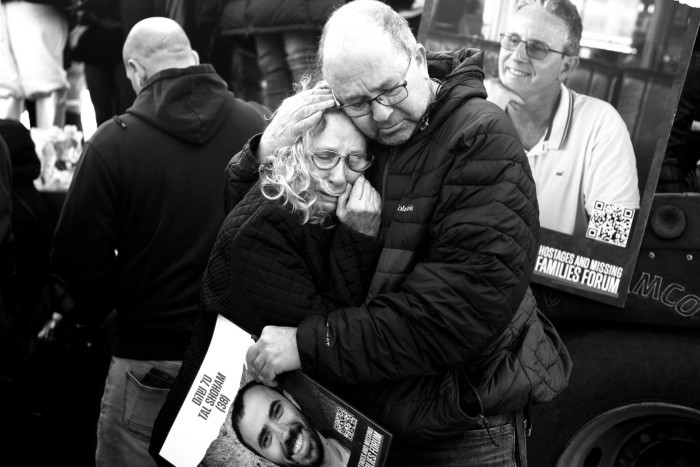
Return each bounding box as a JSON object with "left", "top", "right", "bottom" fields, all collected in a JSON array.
[{"left": 259, "top": 75, "right": 339, "bottom": 225}]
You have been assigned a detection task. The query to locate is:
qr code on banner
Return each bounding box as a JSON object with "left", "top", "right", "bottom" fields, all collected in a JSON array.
[
  {"left": 586, "top": 201, "right": 635, "bottom": 247},
  {"left": 333, "top": 407, "right": 357, "bottom": 441}
]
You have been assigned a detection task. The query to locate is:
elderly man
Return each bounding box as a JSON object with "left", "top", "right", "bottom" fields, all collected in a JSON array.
[
  {"left": 232, "top": 381, "right": 350, "bottom": 467},
  {"left": 51, "top": 17, "right": 267, "bottom": 466},
  {"left": 226, "top": 1, "right": 571, "bottom": 465},
  {"left": 486, "top": 0, "right": 640, "bottom": 236}
]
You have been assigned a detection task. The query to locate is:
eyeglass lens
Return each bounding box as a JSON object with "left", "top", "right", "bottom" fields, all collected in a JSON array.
[
  {"left": 312, "top": 151, "right": 373, "bottom": 171},
  {"left": 500, "top": 34, "right": 553, "bottom": 59},
  {"left": 341, "top": 84, "right": 408, "bottom": 117}
]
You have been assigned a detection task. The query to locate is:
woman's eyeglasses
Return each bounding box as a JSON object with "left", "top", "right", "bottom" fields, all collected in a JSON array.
[{"left": 310, "top": 151, "right": 374, "bottom": 172}]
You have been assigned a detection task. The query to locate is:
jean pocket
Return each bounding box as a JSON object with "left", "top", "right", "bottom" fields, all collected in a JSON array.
[
  {"left": 122, "top": 370, "right": 171, "bottom": 441},
  {"left": 461, "top": 423, "right": 517, "bottom": 467}
]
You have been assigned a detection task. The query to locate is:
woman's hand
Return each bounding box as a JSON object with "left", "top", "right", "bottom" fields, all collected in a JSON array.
[{"left": 336, "top": 176, "right": 382, "bottom": 237}]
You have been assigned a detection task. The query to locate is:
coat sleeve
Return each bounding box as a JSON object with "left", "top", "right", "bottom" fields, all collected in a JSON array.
[
  {"left": 297, "top": 108, "right": 539, "bottom": 385},
  {"left": 221, "top": 204, "right": 381, "bottom": 336},
  {"left": 52, "top": 142, "right": 119, "bottom": 324},
  {"left": 223, "top": 134, "right": 262, "bottom": 214}
]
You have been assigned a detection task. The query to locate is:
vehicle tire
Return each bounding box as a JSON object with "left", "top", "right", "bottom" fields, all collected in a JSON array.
[{"left": 527, "top": 323, "right": 700, "bottom": 467}]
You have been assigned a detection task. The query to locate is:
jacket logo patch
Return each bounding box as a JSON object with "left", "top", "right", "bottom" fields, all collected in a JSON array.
[
  {"left": 556, "top": 171, "right": 565, "bottom": 176},
  {"left": 397, "top": 204, "right": 414, "bottom": 212}
]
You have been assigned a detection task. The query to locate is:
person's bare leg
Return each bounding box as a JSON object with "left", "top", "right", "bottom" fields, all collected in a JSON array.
[
  {"left": 0, "top": 96, "right": 23, "bottom": 120},
  {"left": 34, "top": 90, "right": 66, "bottom": 129}
]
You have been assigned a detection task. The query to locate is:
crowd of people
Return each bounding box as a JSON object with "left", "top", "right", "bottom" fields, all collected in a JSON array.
[{"left": 4, "top": 0, "right": 695, "bottom": 465}]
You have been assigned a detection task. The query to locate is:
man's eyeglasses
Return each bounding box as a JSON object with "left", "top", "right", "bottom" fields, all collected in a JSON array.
[
  {"left": 333, "top": 55, "right": 413, "bottom": 118},
  {"left": 499, "top": 33, "right": 567, "bottom": 60},
  {"left": 310, "top": 150, "right": 374, "bottom": 172}
]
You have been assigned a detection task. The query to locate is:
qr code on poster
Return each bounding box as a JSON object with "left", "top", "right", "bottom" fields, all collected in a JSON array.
[
  {"left": 585, "top": 200, "right": 635, "bottom": 247},
  {"left": 333, "top": 407, "right": 357, "bottom": 441}
]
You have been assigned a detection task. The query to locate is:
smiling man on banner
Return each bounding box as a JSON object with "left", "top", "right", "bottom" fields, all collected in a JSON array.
[{"left": 232, "top": 381, "right": 350, "bottom": 467}]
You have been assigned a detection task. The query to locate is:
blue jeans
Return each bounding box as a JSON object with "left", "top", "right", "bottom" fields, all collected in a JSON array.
[
  {"left": 96, "top": 357, "right": 181, "bottom": 467},
  {"left": 387, "top": 411, "right": 528, "bottom": 467}
]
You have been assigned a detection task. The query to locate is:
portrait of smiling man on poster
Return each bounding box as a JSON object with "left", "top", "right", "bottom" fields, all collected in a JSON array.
[{"left": 232, "top": 382, "right": 350, "bottom": 467}]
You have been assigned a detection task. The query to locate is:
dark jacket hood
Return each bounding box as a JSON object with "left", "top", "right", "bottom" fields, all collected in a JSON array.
[
  {"left": 427, "top": 48, "right": 488, "bottom": 124},
  {"left": 128, "top": 64, "right": 234, "bottom": 145}
]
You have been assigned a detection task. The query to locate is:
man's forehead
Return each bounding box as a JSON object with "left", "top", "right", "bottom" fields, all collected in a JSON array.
[
  {"left": 246, "top": 384, "right": 278, "bottom": 403},
  {"left": 324, "top": 47, "right": 406, "bottom": 99}
]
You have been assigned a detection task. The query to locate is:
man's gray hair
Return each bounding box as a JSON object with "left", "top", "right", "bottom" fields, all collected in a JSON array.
[
  {"left": 515, "top": 0, "right": 583, "bottom": 57},
  {"left": 318, "top": 0, "right": 416, "bottom": 69}
]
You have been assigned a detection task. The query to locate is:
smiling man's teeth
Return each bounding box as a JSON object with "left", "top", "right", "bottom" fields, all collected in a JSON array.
[
  {"left": 293, "top": 433, "right": 304, "bottom": 454},
  {"left": 508, "top": 68, "right": 529, "bottom": 77}
]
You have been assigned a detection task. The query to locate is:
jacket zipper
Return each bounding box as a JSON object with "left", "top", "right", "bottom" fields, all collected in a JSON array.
[
  {"left": 380, "top": 146, "right": 398, "bottom": 243},
  {"left": 456, "top": 366, "right": 500, "bottom": 447}
]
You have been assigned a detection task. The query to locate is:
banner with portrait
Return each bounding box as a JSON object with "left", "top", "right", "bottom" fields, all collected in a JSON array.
[
  {"left": 160, "top": 314, "right": 392, "bottom": 467},
  {"left": 418, "top": 0, "right": 700, "bottom": 306}
]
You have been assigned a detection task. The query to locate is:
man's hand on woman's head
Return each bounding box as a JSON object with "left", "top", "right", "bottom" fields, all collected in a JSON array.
[
  {"left": 257, "top": 88, "right": 336, "bottom": 160},
  {"left": 336, "top": 176, "right": 382, "bottom": 237}
]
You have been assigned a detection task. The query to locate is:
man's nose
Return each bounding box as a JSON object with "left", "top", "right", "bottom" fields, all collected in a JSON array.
[
  {"left": 370, "top": 100, "right": 393, "bottom": 123},
  {"left": 512, "top": 40, "right": 529, "bottom": 61},
  {"left": 270, "top": 421, "right": 290, "bottom": 441}
]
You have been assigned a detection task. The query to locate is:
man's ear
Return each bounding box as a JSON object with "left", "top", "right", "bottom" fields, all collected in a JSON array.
[
  {"left": 559, "top": 55, "right": 580, "bottom": 81},
  {"left": 127, "top": 59, "right": 148, "bottom": 87},
  {"left": 283, "top": 390, "right": 301, "bottom": 410},
  {"left": 192, "top": 49, "right": 200, "bottom": 65},
  {"left": 415, "top": 43, "right": 429, "bottom": 78}
]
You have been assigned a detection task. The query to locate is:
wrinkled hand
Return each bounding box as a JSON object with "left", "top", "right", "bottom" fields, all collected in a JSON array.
[
  {"left": 336, "top": 176, "right": 382, "bottom": 237},
  {"left": 258, "top": 87, "right": 336, "bottom": 160},
  {"left": 483, "top": 78, "right": 525, "bottom": 111},
  {"left": 245, "top": 326, "right": 301, "bottom": 387}
]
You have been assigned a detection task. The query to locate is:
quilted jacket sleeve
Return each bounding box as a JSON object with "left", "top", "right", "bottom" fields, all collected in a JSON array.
[
  {"left": 297, "top": 103, "right": 539, "bottom": 385},
  {"left": 223, "top": 134, "right": 262, "bottom": 214},
  {"left": 224, "top": 203, "right": 381, "bottom": 335}
]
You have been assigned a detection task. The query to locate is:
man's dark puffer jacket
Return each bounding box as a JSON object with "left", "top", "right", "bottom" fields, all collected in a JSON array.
[
  {"left": 220, "top": 49, "right": 572, "bottom": 442},
  {"left": 293, "top": 49, "right": 572, "bottom": 439}
]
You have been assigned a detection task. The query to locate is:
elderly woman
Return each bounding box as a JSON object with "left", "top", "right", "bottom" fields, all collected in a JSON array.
[{"left": 149, "top": 101, "right": 382, "bottom": 465}]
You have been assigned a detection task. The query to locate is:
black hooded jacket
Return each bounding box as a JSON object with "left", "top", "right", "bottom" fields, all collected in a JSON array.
[{"left": 52, "top": 64, "right": 267, "bottom": 360}]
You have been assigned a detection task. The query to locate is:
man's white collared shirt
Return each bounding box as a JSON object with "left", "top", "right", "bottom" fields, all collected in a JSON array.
[{"left": 526, "top": 84, "right": 640, "bottom": 236}]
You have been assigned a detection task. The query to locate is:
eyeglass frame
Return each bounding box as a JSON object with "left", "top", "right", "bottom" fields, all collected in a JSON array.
[
  {"left": 332, "top": 53, "right": 414, "bottom": 118},
  {"left": 498, "top": 33, "right": 568, "bottom": 60},
  {"left": 309, "top": 150, "right": 375, "bottom": 173}
]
